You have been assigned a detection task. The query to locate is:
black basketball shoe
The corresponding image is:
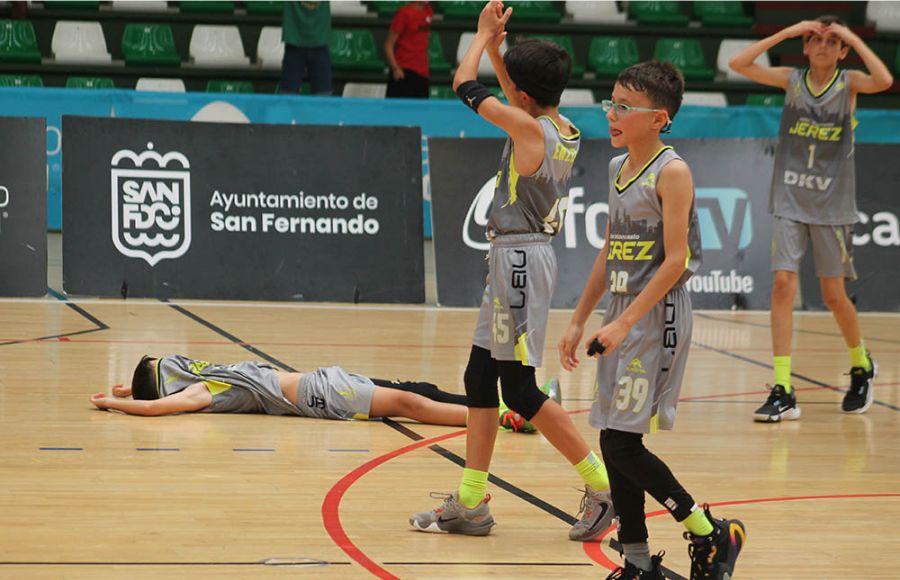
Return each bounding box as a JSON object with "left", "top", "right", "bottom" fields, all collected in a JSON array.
[
  {"left": 752, "top": 384, "right": 800, "bottom": 423},
  {"left": 842, "top": 354, "right": 877, "bottom": 414},
  {"left": 684, "top": 506, "right": 746, "bottom": 580},
  {"left": 605, "top": 552, "right": 666, "bottom": 579}
]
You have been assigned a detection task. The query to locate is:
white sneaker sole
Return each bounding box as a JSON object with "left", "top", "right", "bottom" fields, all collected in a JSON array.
[
  {"left": 411, "top": 521, "right": 449, "bottom": 534},
  {"left": 753, "top": 406, "right": 801, "bottom": 423}
]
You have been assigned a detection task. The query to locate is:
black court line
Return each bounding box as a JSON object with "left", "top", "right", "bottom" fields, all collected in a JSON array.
[
  {"left": 166, "top": 302, "right": 297, "bottom": 372},
  {"left": 168, "top": 303, "right": 687, "bottom": 580},
  {"left": 693, "top": 340, "right": 900, "bottom": 412},
  {"left": 695, "top": 312, "right": 900, "bottom": 345},
  {"left": 0, "top": 292, "right": 109, "bottom": 347}
]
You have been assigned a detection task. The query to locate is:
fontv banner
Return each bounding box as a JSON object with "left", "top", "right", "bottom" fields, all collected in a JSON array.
[
  {"left": 800, "top": 143, "right": 900, "bottom": 312},
  {"left": 62, "top": 116, "right": 424, "bottom": 302},
  {"left": 0, "top": 117, "right": 47, "bottom": 297},
  {"left": 430, "top": 138, "right": 776, "bottom": 310}
]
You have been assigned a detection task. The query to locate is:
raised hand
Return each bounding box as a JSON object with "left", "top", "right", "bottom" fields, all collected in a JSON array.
[
  {"left": 782, "top": 20, "right": 826, "bottom": 39},
  {"left": 477, "top": 0, "right": 512, "bottom": 40}
]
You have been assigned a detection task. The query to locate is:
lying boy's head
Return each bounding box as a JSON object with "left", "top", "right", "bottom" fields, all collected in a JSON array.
[
  {"left": 131, "top": 355, "right": 159, "bottom": 400},
  {"left": 503, "top": 39, "right": 571, "bottom": 108}
]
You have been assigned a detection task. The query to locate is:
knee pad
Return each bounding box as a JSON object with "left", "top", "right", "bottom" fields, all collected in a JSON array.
[
  {"left": 600, "top": 429, "right": 645, "bottom": 466},
  {"left": 498, "top": 362, "right": 547, "bottom": 421},
  {"left": 464, "top": 346, "right": 500, "bottom": 408}
]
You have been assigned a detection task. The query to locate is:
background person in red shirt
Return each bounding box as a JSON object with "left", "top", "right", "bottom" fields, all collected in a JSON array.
[{"left": 384, "top": 1, "right": 433, "bottom": 98}]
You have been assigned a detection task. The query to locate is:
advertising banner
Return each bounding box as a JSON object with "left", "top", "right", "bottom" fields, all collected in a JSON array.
[
  {"left": 430, "top": 138, "right": 777, "bottom": 310},
  {"left": 0, "top": 117, "right": 47, "bottom": 297},
  {"left": 62, "top": 116, "right": 424, "bottom": 302}
]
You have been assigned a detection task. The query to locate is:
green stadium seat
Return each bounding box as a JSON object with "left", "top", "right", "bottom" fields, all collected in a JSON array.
[
  {"left": 207, "top": 79, "right": 254, "bottom": 93},
  {"left": 245, "top": 1, "right": 283, "bottom": 15},
  {"left": 694, "top": 1, "right": 753, "bottom": 27},
  {"left": 654, "top": 38, "right": 714, "bottom": 80},
  {"left": 628, "top": 1, "right": 689, "bottom": 25},
  {"left": 504, "top": 1, "right": 561, "bottom": 23},
  {"left": 588, "top": 36, "right": 639, "bottom": 78},
  {"left": 529, "top": 34, "right": 584, "bottom": 77},
  {"left": 0, "top": 20, "right": 42, "bottom": 63},
  {"left": 429, "top": 85, "right": 456, "bottom": 99},
  {"left": 428, "top": 33, "right": 452, "bottom": 75},
  {"left": 43, "top": 1, "right": 100, "bottom": 9},
  {"left": 122, "top": 23, "right": 181, "bottom": 66},
  {"left": 372, "top": 1, "right": 406, "bottom": 18},
  {"left": 66, "top": 76, "right": 114, "bottom": 89},
  {"left": 0, "top": 74, "right": 42, "bottom": 87},
  {"left": 439, "top": 1, "right": 483, "bottom": 21},
  {"left": 179, "top": 1, "right": 234, "bottom": 13},
  {"left": 330, "top": 29, "right": 384, "bottom": 72},
  {"left": 746, "top": 93, "right": 785, "bottom": 107}
]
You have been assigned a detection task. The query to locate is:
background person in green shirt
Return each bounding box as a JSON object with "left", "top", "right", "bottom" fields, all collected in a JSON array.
[{"left": 280, "top": 1, "right": 332, "bottom": 95}]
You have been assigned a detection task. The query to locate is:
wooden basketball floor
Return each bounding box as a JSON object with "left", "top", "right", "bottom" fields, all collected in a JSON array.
[{"left": 0, "top": 297, "right": 897, "bottom": 579}]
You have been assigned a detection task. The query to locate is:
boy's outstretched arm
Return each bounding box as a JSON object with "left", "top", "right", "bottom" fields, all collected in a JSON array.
[
  {"left": 828, "top": 24, "right": 894, "bottom": 94},
  {"left": 91, "top": 383, "right": 212, "bottom": 416},
  {"left": 585, "top": 161, "right": 694, "bottom": 355},
  {"left": 454, "top": 1, "right": 543, "bottom": 176},
  {"left": 729, "top": 21, "right": 823, "bottom": 89},
  {"left": 559, "top": 224, "right": 610, "bottom": 371}
]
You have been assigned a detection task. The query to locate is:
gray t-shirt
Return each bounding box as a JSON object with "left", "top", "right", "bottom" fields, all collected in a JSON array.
[
  {"left": 486, "top": 115, "right": 580, "bottom": 237},
  {"left": 770, "top": 68, "right": 857, "bottom": 225},
  {"left": 156, "top": 355, "right": 304, "bottom": 416},
  {"left": 606, "top": 146, "right": 702, "bottom": 295}
]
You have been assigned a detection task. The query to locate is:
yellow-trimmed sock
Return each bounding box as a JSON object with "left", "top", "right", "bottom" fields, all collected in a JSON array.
[
  {"left": 774, "top": 356, "right": 792, "bottom": 393},
  {"left": 458, "top": 468, "right": 489, "bottom": 509},
  {"left": 849, "top": 342, "right": 871, "bottom": 371},
  {"left": 682, "top": 505, "right": 714, "bottom": 537},
  {"left": 574, "top": 451, "right": 610, "bottom": 492}
]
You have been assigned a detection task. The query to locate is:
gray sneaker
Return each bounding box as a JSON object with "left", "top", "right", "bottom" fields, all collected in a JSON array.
[
  {"left": 409, "top": 492, "right": 496, "bottom": 536},
  {"left": 569, "top": 486, "right": 615, "bottom": 541}
]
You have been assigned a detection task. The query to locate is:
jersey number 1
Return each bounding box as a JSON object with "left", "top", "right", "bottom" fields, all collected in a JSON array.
[{"left": 807, "top": 144, "right": 816, "bottom": 169}]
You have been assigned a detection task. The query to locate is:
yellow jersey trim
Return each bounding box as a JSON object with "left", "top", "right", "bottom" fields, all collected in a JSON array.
[
  {"left": 615, "top": 146, "right": 673, "bottom": 193},
  {"left": 202, "top": 379, "right": 231, "bottom": 396},
  {"left": 538, "top": 115, "right": 581, "bottom": 141},
  {"left": 508, "top": 149, "right": 520, "bottom": 205},
  {"left": 804, "top": 68, "right": 839, "bottom": 99},
  {"left": 514, "top": 333, "right": 530, "bottom": 366}
]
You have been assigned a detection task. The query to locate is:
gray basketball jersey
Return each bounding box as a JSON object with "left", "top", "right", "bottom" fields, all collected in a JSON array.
[
  {"left": 156, "top": 355, "right": 304, "bottom": 416},
  {"left": 606, "top": 147, "right": 702, "bottom": 295},
  {"left": 486, "top": 115, "right": 580, "bottom": 237},
  {"left": 771, "top": 68, "right": 857, "bottom": 225}
]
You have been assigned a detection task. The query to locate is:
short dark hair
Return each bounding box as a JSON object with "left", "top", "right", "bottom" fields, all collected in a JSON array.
[
  {"left": 815, "top": 14, "right": 847, "bottom": 27},
  {"left": 503, "top": 39, "right": 571, "bottom": 107},
  {"left": 616, "top": 60, "right": 685, "bottom": 120},
  {"left": 131, "top": 355, "right": 159, "bottom": 400}
]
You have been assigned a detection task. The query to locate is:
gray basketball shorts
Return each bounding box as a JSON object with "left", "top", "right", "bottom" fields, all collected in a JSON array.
[
  {"left": 771, "top": 216, "right": 857, "bottom": 279},
  {"left": 472, "top": 233, "right": 556, "bottom": 368},
  {"left": 297, "top": 366, "right": 376, "bottom": 420},
  {"left": 589, "top": 285, "right": 693, "bottom": 434}
]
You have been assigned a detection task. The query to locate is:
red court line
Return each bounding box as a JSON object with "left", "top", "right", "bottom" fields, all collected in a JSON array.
[
  {"left": 582, "top": 493, "right": 900, "bottom": 571},
  {"left": 321, "top": 428, "right": 467, "bottom": 579}
]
